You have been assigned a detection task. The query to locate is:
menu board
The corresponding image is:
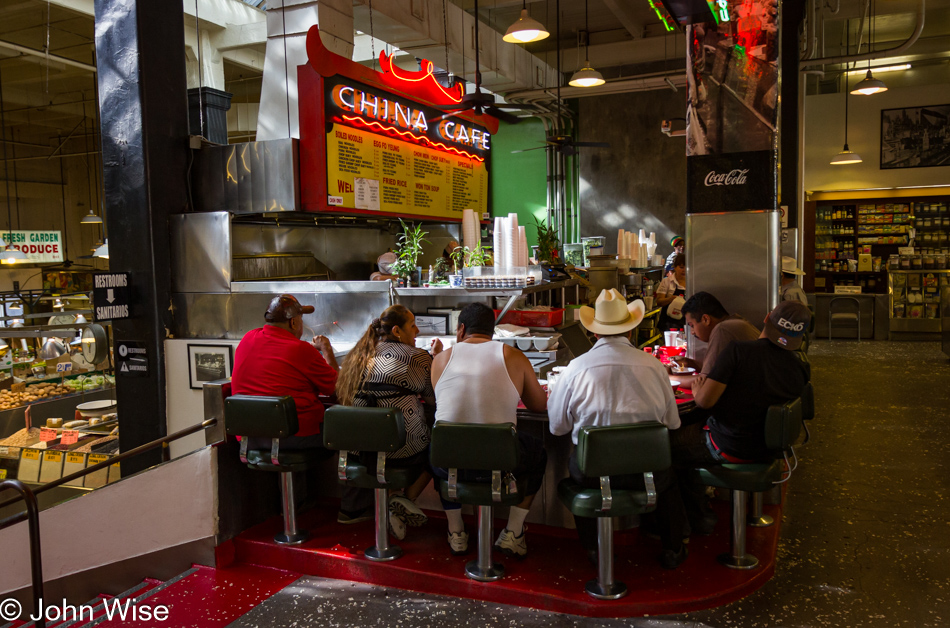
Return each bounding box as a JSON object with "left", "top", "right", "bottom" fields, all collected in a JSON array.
[{"left": 326, "top": 122, "right": 488, "bottom": 219}]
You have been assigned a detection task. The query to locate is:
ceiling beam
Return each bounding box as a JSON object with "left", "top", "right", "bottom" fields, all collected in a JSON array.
[
  {"left": 0, "top": 38, "right": 95, "bottom": 72},
  {"left": 601, "top": 0, "right": 645, "bottom": 39}
]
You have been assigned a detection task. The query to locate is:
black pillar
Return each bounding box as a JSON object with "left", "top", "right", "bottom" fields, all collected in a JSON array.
[
  {"left": 779, "top": 0, "right": 806, "bottom": 228},
  {"left": 94, "top": 0, "right": 189, "bottom": 474}
]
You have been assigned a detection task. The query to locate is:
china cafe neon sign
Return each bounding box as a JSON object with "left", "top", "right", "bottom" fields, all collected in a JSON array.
[{"left": 329, "top": 84, "right": 491, "bottom": 152}]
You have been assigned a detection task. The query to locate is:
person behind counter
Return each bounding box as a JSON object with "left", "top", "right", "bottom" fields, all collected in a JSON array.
[
  {"left": 656, "top": 253, "right": 686, "bottom": 334},
  {"left": 670, "top": 301, "right": 812, "bottom": 535},
  {"left": 335, "top": 305, "right": 443, "bottom": 539},
  {"left": 665, "top": 236, "right": 685, "bottom": 274},
  {"left": 230, "top": 294, "right": 340, "bottom": 505},
  {"left": 547, "top": 289, "right": 687, "bottom": 569},
  {"left": 430, "top": 302, "right": 548, "bottom": 558},
  {"left": 674, "top": 292, "right": 760, "bottom": 393},
  {"left": 781, "top": 256, "right": 809, "bottom": 305}
]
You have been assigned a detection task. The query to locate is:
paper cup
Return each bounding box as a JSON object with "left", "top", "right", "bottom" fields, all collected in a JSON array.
[{"left": 664, "top": 331, "right": 677, "bottom": 347}]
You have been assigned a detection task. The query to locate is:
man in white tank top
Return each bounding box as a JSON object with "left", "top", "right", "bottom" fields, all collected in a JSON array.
[{"left": 431, "top": 303, "right": 548, "bottom": 558}]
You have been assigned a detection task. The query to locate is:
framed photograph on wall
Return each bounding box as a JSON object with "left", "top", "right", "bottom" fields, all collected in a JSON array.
[
  {"left": 187, "top": 344, "right": 233, "bottom": 389},
  {"left": 881, "top": 104, "right": 950, "bottom": 169}
]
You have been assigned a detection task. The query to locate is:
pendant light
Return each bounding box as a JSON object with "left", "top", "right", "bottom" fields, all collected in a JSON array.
[
  {"left": 504, "top": 0, "right": 549, "bottom": 43},
  {"left": 569, "top": 0, "right": 605, "bottom": 87},
  {"left": 0, "top": 65, "right": 27, "bottom": 264},
  {"left": 851, "top": 0, "right": 887, "bottom": 95},
  {"left": 80, "top": 209, "right": 102, "bottom": 224},
  {"left": 93, "top": 239, "right": 109, "bottom": 259},
  {"left": 831, "top": 30, "right": 862, "bottom": 165}
]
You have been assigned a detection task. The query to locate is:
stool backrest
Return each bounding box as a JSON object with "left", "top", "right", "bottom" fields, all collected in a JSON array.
[
  {"left": 225, "top": 395, "right": 298, "bottom": 438},
  {"left": 764, "top": 396, "right": 803, "bottom": 454},
  {"left": 576, "top": 423, "right": 671, "bottom": 478},
  {"left": 430, "top": 422, "right": 519, "bottom": 471},
  {"left": 800, "top": 382, "right": 815, "bottom": 422},
  {"left": 322, "top": 406, "right": 406, "bottom": 453}
]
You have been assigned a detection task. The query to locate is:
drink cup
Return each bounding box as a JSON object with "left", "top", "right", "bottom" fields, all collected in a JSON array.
[{"left": 664, "top": 331, "right": 677, "bottom": 347}]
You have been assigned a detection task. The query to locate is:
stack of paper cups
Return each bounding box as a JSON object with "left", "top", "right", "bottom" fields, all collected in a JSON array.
[
  {"left": 462, "top": 209, "right": 476, "bottom": 253},
  {"left": 517, "top": 226, "right": 527, "bottom": 267},
  {"left": 638, "top": 229, "right": 646, "bottom": 246},
  {"left": 626, "top": 233, "right": 636, "bottom": 261},
  {"left": 649, "top": 232, "right": 656, "bottom": 245},
  {"left": 617, "top": 229, "right": 625, "bottom": 258},
  {"left": 493, "top": 217, "right": 504, "bottom": 269}
]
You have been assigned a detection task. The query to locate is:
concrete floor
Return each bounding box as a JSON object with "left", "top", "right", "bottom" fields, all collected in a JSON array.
[{"left": 226, "top": 340, "right": 950, "bottom": 628}]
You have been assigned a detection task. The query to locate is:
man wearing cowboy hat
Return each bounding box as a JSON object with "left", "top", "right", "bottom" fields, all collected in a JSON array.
[
  {"left": 781, "top": 256, "right": 808, "bottom": 305},
  {"left": 548, "top": 289, "right": 688, "bottom": 569}
]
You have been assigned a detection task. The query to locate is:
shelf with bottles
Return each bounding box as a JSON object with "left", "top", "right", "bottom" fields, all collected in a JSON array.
[
  {"left": 816, "top": 205, "right": 856, "bottom": 222},
  {"left": 889, "top": 271, "right": 948, "bottom": 320}
]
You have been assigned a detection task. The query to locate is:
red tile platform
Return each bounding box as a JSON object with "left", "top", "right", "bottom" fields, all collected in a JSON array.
[{"left": 227, "top": 497, "right": 783, "bottom": 618}]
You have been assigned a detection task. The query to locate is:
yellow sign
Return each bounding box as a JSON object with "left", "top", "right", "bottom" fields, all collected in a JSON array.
[
  {"left": 66, "top": 453, "right": 86, "bottom": 465},
  {"left": 22, "top": 449, "right": 41, "bottom": 461},
  {"left": 326, "top": 123, "right": 488, "bottom": 219},
  {"left": 0, "top": 469, "right": 6, "bottom": 480},
  {"left": 88, "top": 454, "right": 109, "bottom": 466},
  {"left": 43, "top": 451, "right": 64, "bottom": 463}
]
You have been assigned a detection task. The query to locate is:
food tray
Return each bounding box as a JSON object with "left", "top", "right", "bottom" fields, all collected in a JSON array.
[{"left": 493, "top": 308, "right": 564, "bottom": 327}]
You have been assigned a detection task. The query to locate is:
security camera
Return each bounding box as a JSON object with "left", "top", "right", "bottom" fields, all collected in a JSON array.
[{"left": 661, "top": 119, "right": 686, "bottom": 137}]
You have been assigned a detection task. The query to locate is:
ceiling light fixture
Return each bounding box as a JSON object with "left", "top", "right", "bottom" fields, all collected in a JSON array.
[
  {"left": 80, "top": 209, "right": 103, "bottom": 224},
  {"left": 0, "top": 63, "right": 26, "bottom": 264},
  {"left": 832, "top": 30, "right": 862, "bottom": 165},
  {"left": 93, "top": 240, "right": 109, "bottom": 259},
  {"left": 503, "top": 1, "right": 549, "bottom": 43},
  {"left": 851, "top": 0, "right": 887, "bottom": 95},
  {"left": 569, "top": 1, "right": 605, "bottom": 88}
]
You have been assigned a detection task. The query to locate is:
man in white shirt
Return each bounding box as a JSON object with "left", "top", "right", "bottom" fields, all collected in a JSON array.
[{"left": 548, "top": 289, "right": 688, "bottom": 569}]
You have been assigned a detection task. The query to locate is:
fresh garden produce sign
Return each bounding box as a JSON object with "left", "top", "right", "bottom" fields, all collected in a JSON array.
[{"left": 4, "top": 231, "right": 64, "bottom": 263}]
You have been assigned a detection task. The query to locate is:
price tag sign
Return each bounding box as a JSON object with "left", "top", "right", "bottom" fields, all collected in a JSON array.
[
  {"left": 66, "top": 453, "right": 85, "bottom": 465},
  {"left": 39, "top": 428, "right": 57, "bottom": 442},
  {"left": 61, "top": 430, "right": 80, "bottom": 445},
  {"left": 22, "top": 449, "right": 41, "bottom": 461},
  {"left": 0, "top": 469, "right": 6, "bottom": 480},
  {"left": 88, "top": 453, "right": 109, "bottom": 466},
  {"left": 43, "top": 451, "right": 64, "bottom": 463},
  {"left": 56, "top": 362, "right": 73, "bottom": 373}
]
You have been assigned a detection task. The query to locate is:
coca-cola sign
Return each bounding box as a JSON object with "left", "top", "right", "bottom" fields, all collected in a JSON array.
[
  {"left": 688, "top": 150, "right": 776, "bottom": 214},
  {"left": 704, "top": 169, "right": 749, "bottom": 186}
]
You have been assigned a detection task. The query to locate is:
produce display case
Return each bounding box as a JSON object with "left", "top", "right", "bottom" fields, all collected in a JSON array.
[{"left": 887, "top": 269, "right": 950, "bottom": 334}]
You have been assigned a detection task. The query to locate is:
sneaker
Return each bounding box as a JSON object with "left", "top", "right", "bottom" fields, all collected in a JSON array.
[
  {"left": 659, "top": 544, "right": 688, "bottom": 570},
  {"left": 337, "top": 507, "right": 373, "bottom": 524},
  {"left": 494, "top": 527, "right": 528, "bottom": 559},
  {"left": 388, "top": 510, "right": 407, "bottom": 541},
  {"left": 447, "top": 530, "right": 470, "bottom": 556},
  {"left": 389, "top": 494, "right": 428, "bottom": 527}
]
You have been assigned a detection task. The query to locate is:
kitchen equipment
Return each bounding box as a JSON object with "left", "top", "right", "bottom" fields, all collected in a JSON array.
[{"left": 76, "top": 399, "right": 118, "bottom": 418}]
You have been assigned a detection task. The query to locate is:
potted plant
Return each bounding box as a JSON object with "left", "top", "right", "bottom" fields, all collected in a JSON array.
[
  {"left": 533, "top": 216, "right": 561, "bottom": 264},
  {"left": 393, "top": 219, "right": 430, "bottom": 286},
  {"left": 448, "top": 246, "right": 468, "bottom": 287},
  {"left": 467, "top": 242, "right": 491, "bottom": 268},
  {"left": 432, "top": 257, "right": 451, "bottom": 285}
]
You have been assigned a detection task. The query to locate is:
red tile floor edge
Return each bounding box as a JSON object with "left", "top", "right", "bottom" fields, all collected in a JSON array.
[{"left": 229, "top": 497, "right": 782, "bottom": 618}]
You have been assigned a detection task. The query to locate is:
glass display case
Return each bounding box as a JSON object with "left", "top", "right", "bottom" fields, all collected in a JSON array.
[{"left": 888, "top": 269, "right": 950, "bottom": 333}]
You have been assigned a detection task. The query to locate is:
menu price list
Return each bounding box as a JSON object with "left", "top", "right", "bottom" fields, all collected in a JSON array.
[{"left": 326, "top": 123, "right": 487, "bottom": 218}]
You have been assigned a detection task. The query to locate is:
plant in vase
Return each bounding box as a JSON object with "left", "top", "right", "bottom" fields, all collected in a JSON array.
[
  {"left": 448, "top": 246, "right": 468, "bottom": 287},
  {"left": 393, "top": 219, "right": 430, "bottom": 286},
  {"left": 431, "top": 257, "right": 451, "bottom": 285},
  {"left": 533, "top": 216, "right": 561, "bottom": 264}
]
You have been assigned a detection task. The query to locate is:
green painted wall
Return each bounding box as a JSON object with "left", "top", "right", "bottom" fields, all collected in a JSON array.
[{"left": 490, "top": 118, "right": 548, "bottom": 247}]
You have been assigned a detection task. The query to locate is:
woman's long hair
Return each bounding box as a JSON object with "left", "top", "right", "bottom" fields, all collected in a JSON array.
[{"left": 336, "top": 304, "right": 413, "bottom": 405}]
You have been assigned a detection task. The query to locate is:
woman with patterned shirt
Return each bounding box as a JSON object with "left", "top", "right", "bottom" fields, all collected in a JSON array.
[{"left": 336, "top": 304, "right": 443, "bottom": 540}]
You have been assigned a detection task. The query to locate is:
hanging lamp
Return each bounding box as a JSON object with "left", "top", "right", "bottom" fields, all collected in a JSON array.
[
  {"left": 0, "top": 63, "right": 26, "bottom": 264},
  {"left": 851, "top": 0, "right": 887, "bottom": 95},
  {"left": 831, "top": 32, "right": 862, "bottom": 165},
  {"left": 569, "top": 0, "right": 605, "bottom": 87},
  {"left": 93, "top": 239, "right": 109, "bottom": 259},
  {"left": 80, "top": 209, "right": 103, "bottom": 224},
  {"left": 504, "top": 1, "right": 549, "bottom": 43}
]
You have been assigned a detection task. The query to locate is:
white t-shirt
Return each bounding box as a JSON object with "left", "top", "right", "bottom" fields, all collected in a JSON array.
[{"left": 656, "top": 276, "right": 685, "bottom": 297}]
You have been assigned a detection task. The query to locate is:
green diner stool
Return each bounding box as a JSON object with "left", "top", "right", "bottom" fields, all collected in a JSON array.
[
  {"left": 225, "top": 395, "right": 324, "bottom": 545},
  {"left": 698, "top": 396, "right": 803, "bottom": 569},
  {"left": 430, "top": 422, "right": 526, "bottom": 582},
  {"left": 323, "top": 406, "right": 418, "bottom": 561},
  {"left": 557, "top": 422, "right": 672, "bottom": 600}
]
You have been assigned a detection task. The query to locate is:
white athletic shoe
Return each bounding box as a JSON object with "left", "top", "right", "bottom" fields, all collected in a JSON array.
[
  {"left": 447, "top": 530, "right": 469, "bottom": 556},
  {"left": 494, "top": 527, "right": 527, "bottom": 559},
  {"left": 388, "top": 510, "right": 407, "bottom": 541},
  {"left": 389, "top": 494, "right": 428, "bottom": 527}
]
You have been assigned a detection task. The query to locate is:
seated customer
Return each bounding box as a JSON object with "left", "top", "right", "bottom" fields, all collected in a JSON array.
[
  {"left": 670, "top": 301, "right": 812, "bottom": 532},
  {"left": 231, "top": 294, "right": 339, "bottom": 450},
  {"left": 781, "top": 256, "right": 809, "bottom": 305},
  {"left": 335, "top": 305, "right": 443, "bottom": 540},
  {"left": 675, "top": 292, "right": 760, "bottom": 390},
  {"left": 548, "top": 289, "right": 687, "bottom": 569},
  {"left": 431, "top": 302, "right": 548, "bottom": 558},
  {"left": 656, "top": 253, "right": 686, "bottom": 334}
]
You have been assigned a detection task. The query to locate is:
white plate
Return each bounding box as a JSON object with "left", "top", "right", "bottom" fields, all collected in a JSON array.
[{"left": 671, "top": 367, "right": 696, "bottom": 375}]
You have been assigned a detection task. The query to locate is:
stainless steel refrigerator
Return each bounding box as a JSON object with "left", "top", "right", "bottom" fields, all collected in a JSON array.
[{"left": 685, "top": 210, "right": 781, "bottom": 359}]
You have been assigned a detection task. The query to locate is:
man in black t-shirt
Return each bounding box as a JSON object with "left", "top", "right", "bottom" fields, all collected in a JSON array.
[{"left": 670, "top": 301, "right": 812, "bottom": 535}]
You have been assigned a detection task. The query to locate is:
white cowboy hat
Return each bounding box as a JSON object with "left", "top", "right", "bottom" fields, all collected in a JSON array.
[
  {"left": 579, "top": 289, "right": 645, "bottom": 336},
  {"left": 782, "top": 256, "right": 805, "bottom": 276}
]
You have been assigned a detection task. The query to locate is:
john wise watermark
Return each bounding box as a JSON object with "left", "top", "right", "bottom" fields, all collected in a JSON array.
[{"left": 0, "top": 597, "right": 170, "bottom": 623}]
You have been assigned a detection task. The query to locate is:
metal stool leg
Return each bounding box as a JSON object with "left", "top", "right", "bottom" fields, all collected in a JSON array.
[
  {"left": 365, "top": 488, "right": 402, "bottom": 561},
  {"left": 465, "top": 505, "right": 504, "bottom": 582},
  {"left": 718, "top": 489, "right": 758, "bottom": 569},
  {"left": 747, "top": 491, "right": 774, "bottom": 527},
  {"left": 586, "top": 517, "right": 627, "bottom": 600},
  {"left": 274, "top": 471, "right": 309, "bottom": 545}
]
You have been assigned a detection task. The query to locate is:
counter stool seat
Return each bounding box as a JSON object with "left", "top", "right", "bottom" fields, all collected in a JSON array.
[
  {"left": 323, "top": 406, "right": 418, "bottom": 562},
  {"left": 225, "top": 394, "right": 323, "bottom": 546},
  {"left": 557, "top": 423, "right": 671, "bottom": 601},
  {"left": 697, "top": 397, "right": 802, "bottom": 569},
  {"left": 430, "top": 422, "right": 523, "bottom": 583}
]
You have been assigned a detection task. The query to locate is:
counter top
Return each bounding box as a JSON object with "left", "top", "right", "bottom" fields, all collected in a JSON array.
[{"left": 394, "top": 277, "right": 579, "bottom": 297}]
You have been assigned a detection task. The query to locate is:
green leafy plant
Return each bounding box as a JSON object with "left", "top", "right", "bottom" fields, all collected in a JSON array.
[
  {"left": 433, "top": 256, "right": 451, "bottom": 281},
  {"left": 392, "top": 219, "right": 430, "bottom": 278},
  {"left": 467, "top": 242, "right": 491, "bottom": 268},
  {"left": 533, "top": 216, "right": 560, "bottom": 263},
  {"left": 450, "top": 246, "right": 468, "bottom": 274}
]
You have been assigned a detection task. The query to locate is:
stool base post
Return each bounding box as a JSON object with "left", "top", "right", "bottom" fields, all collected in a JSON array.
[
  {"left": 465, "top": 505, "right": 504, "bottom": 582},
  {"left": 275, "top": 471, "right": 309, "bottom": 545},
  {"left": 718, "top": 489, "right": 758, "bottom": 569},
  {"left": 747, "top": 491, "right": 774, "bottom": 528},
  {"left": 586, "top": 517, "right": 627, "bottom": 600},
  {"left": 366, "top": 488, "right": 402, "bottom": 561}
]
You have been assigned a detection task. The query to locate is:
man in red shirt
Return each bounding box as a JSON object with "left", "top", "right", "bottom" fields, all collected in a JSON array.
[{"left": 231, "top": 294, "right": 339, "bottom": 448}]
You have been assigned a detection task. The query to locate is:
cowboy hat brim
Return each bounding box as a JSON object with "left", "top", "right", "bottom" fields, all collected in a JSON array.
[{"left": 579, "top": 299, "right": 646, "bottom": 336}]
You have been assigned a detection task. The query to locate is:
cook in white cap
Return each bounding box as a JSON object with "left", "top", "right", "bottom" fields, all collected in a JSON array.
[{"left": 781, "top": 256, "right": 808, "bottom": 305}]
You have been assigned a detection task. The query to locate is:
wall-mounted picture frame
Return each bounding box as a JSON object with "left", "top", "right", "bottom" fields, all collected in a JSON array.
[
  {"left": 187, "top": 344, "right": 233, "bottom": 390},
  {"left": 881, "top": 103, "right": 950, "bottom": 169}
]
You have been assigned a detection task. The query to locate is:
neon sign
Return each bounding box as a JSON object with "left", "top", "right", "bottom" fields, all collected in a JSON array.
[
  {"left": 328, "top": 80, "right": 491, "bottom": 154},
  {"left": 715, "top": 0, "right": 729, "bottom": 22}
]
